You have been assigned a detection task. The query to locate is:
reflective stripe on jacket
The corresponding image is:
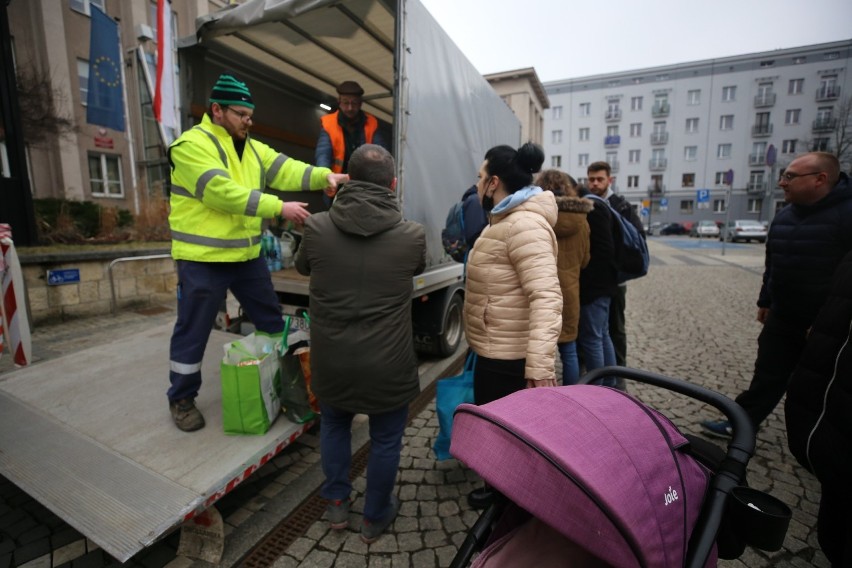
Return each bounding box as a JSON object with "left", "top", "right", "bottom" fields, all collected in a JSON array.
[
  {"left": 168, "top": 114, "right": 331, "bottom": 262},
  {"left": 319, "top": 111, "right": 379, "bottom": 173}
]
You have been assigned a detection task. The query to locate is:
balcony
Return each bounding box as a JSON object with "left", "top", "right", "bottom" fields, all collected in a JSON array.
[
  {"left": 647, "top": 184, "right": 666, "bottom": 195},
  {"left": 812, "top": 117, "right": 838, "bottom": 131},
  {"left": 815, "top": 86, "right": 841, "bottom": 102},
  {"left": 747, "top": 182, "right": 767, "bottom": 194},
  {"left": 649, "top": 158, "right": 668, "bottom": 171},
  {"left": 753, "top": 93, "right": 776, "bottom": 107},
  {"left": 650, "top": 131, "right": 669, "bottom": 145},
  {"left": 604, "top": 135, "right": 621, "bottom": 147},
  {"left": 748, "top": 153, "right": 766, "bottom": 166},
  {"left": 752, "top": 123, "right": 773, "bottom": 137},
  {"left": 651, "top": 103, "right": 670, "bottom": 117},
  {"left": 608, "top": 160, "right": 620, "bottom": 173},
  {"left": 605, "top": 109, "right": 622, "bottom": 122}
]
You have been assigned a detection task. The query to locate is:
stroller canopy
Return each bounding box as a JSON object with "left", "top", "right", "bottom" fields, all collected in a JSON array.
[{"left": 451, "top": 386, "right": 716, "bottom": 568}]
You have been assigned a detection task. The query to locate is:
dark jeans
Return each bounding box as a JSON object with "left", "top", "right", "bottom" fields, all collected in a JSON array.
[
  {"left": 319, "top": 401, "right": 408, "bottom": 522},
  {"left": 168, "top": 257, "right": 284, "bottom": 402},
  {"left": 609, "top": 284, "right": 627, "bottom": 366},
  {"left": 473, "top": 355, "right": 525, "bottom": 406},
  {"left": 735, "top": 312, "right": 808, "bottom": 429}
]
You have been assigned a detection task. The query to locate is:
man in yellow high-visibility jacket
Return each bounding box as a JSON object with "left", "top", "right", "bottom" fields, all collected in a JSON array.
[{"left": 167, "top": 73, "right": 348, "bottom": 432}]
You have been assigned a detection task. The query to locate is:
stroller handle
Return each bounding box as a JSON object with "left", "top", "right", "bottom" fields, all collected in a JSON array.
[{"left": 581, "top": 366, "right": 755, "bottom": 568}]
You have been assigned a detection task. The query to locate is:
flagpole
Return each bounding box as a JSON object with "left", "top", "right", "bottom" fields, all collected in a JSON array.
[
  {"left": 137, "top": 46, "right": 170, "bottom": 151},
  {"left": 116, "top": 20, "right": 139, "bottom": 215}
]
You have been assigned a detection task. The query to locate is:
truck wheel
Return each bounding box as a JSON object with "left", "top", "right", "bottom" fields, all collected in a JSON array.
[{"left": 435, "top": 294, "right": 464, "bottom": 357}]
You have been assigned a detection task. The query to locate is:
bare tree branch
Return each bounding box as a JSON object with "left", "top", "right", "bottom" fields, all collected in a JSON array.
[{"left": 15, "top": 66, "right": 78, "bottom": 147}]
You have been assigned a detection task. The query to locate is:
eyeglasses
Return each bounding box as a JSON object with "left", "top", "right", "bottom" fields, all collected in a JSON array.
[
  {"left": 778, "top": 171, "right": 821, "bottom": 182},
  {"left": 225, "top": 107, "right": 253, "bottom": 123}
]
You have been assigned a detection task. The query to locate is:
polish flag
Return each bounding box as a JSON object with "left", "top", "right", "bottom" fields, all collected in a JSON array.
[{"left": 153, "top": 0, "right": 178, "bottom": 131}]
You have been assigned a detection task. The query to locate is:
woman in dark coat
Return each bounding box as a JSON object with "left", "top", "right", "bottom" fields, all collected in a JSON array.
[{"left": 785, "top": 249, "right": 852, "bottom": 567}]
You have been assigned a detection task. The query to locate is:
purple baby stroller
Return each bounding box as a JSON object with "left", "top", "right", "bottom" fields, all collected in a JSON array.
[{"left": 449, "top": 367, "right": 791, "bottom": 568}]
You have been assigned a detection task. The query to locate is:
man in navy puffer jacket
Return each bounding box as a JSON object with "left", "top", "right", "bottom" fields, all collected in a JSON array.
[{"left": 701, "top": 152, "right": 852, "bottom": 438}]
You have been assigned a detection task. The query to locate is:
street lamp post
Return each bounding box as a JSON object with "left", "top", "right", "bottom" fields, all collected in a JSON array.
[
  {"left": 764, "top": 144, "right": 777, "bottom": 224},
  {"left": 721, "top": 169, "right": 734, "bottom": 257}
]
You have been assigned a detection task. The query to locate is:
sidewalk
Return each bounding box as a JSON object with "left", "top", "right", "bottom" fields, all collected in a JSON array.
[{"left": 0, "top": 239, "right": 830, "bottom": 567}]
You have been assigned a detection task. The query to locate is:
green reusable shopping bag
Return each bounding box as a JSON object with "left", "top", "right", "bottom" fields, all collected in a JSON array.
[{"left": 220, "top": 332, "right": 282, "bottom": 435}]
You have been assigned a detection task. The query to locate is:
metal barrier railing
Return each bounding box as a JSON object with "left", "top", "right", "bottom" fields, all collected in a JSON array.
[{"left": 108, "top": 254, "right": 173, "bottom": 315}]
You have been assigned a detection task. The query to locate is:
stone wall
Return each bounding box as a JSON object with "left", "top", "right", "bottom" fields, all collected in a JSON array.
[{"left": 18, "top": 248, "right": 176, "bottom": 325}]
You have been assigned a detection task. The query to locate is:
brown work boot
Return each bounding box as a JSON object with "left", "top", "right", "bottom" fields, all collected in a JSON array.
[{"left": 170, "top": 399, "right": 205, "bottom": 432}]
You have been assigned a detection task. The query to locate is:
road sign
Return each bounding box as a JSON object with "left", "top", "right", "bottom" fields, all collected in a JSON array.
[
  {"left": 696, "top": 189, "right": 710, "bottom": 203},
  {"left": 766, "top": 144, "right": 777, "bottom": 167},
  {"left": 47, "top": 269, "right": 80, "bottom": 286},
  {"left": 641, "top": 207, "right": 650, "bottom": 216},
  {"left": 660, "top": 197, "right": 668, "bottom": 211}
]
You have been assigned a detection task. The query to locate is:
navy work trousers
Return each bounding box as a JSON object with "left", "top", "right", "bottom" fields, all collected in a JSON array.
[{"left": 167, "top": 257, "right": 284, "bottom": 403}]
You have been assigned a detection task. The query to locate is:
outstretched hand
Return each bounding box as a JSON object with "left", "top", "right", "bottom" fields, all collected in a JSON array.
[
  {"left": 526, "top": 378, "right": 556, "bottom": 389},
  {"left": 281, "top": 201, "right": 310, "bottom": 223},
  {"left": 324, "top": 173, "right": 349, "bottom": 198}
]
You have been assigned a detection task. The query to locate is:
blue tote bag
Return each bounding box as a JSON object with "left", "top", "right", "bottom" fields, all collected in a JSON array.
[{"left": 433, "top": 352, "right": 476, "bottom": 460}]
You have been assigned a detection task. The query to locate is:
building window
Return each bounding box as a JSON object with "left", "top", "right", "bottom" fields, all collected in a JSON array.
[
  {"left": 552, "top": 130, "right": 563, "bottom": 144},
  {"left": 816, "top": 106, "right": 833, "bottom": 121},
  {"left": 748, "top": 198, "right": 762, "bottom": 213},
  {"left": 680, "top": 200, "right": 694, "bottom": 214},
  {"left": 631, "top": 96, "right": 643, "bottom": 111},
  {"left": 70, "top": 0, "right": 106, "bottom": 16},
  {"left": 684, "top": 146, "right": 697, "bottom": 161},
  {"left": 77, "top": 59, "right": 89, "bottom": 105},
  {"left": 717, "top": 144, "right": 732, "bottom": 159},
  {"left": 714, "top": 199, "right": 726, "bottom": 213},
  {"left": 812, "top": 138, "right": 830, "bottom": 151},
  {"left": 606, "top": 125, "right": 619, "bottom": 137},
  {"left": 552, "top": 106, "right": 563, "bottom": 120},
  {"left": 782, "top": 139, "right": 797, "bottom": 154},
  {"left": 719, "top": 115, "right": 734, "bottom": 130},
  {"left": 682, "top": 173, "right": 695, "bottom": 187},
  {"left": 629, "top": 149, "right": 640, "bottom": 163},
  {"left": 579, "top": 127, "right": 590, "bottom": 141},
  {"left": 785, "top": 109, "right": 801, "bottom": 124},
  {"left": 715, "top": 172, "right": 727, "bottom": 185},
  {"left": 788, "top": 79, "right": 804, "bottom": 95},
  {"left": 627, "top": 175, "right": 639, "bottom": 188},
  {"left": 580, "top": 102, "right": 591, "bottom": 117},
  {"left": 686, "top": 117, "right": 699, "bottom": 133},
  {"left": 630, "top": 123, "right": 641, "bottom": 137},
  {"left": 551, "top": 155, "right": 562, "bottom": 168},
  {"left": 578, "top": 154, "right": 589, "bottom": 167},
  {"left": 722, "top": 86, "right": 736, "bottom": 102},
  {"left": 687, "top": 89, "right": 700, "bottom": 105},
  {"left": 88, "top": 153, "right": 123, "bottom": 196}
]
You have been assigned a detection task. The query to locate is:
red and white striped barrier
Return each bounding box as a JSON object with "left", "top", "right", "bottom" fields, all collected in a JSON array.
[{"left": 0, "top": 223, "right": 32, "bottom": 367}]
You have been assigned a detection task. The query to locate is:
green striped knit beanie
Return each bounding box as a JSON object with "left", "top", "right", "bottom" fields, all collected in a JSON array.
[{"left": 209, "top": 73, "right": 254, "bottom": 109}]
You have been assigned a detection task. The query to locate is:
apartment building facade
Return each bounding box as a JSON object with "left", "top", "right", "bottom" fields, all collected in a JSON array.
[
  {"left": 543, "top": 40, "right": 852, "bottom": 226},
  {"left": 2, "top": 0, "right": 233, "bottom": 220}
]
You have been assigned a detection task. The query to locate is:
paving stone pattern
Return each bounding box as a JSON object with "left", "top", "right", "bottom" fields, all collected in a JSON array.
[{"left": 0, "top": 239, "right": 831, "bottom": 567}]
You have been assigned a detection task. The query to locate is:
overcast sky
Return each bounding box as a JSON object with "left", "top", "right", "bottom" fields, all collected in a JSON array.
[{"left": 418, "top": 0, "right": 852, "bottom": 83}]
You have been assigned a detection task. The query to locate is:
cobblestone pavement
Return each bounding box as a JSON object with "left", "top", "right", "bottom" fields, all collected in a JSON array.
[{"left": 0, "top": 238, "right": 829, "bottom": 568}]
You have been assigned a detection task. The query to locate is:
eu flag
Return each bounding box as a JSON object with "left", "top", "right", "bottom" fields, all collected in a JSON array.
[{"left": 86, "top": 6, "right": 125, "bottom": 131}]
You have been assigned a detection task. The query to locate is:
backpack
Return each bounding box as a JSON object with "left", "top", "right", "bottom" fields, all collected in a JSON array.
[
  {"left": 588, "top": 194, "right": 649, "bottom": 283},
  {"left": 442, "top": 200, "right": 468, "bottom": 263}
]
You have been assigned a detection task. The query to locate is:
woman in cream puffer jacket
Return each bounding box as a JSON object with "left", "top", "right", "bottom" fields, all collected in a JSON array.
[{"left": 463, "top": 143, "right": 562, "bottom": 406}]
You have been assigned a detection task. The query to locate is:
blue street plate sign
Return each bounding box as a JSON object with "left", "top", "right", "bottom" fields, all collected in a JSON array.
[
  {"left": 660, "top": 198, "right": 668, "bottom": 207},
  {"left": 641, "top": 208, "right": 650, "bottom": 216},
  {"left": 47, "top": 268, "right": 81, "bottom": 286},
  {"left": 696, "top": 189, "right": 710, "bottom": 203}
]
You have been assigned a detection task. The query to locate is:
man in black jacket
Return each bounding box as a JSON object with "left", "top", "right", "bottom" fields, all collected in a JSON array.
[
  {"left": 587, "top": 161, "right": 645, "bottom": 387},
  {"left": 785, "top": 249, "right": 852, "bottom": 567},
  {"left": 701, "top": 152, "right": 852, "bottom": 439},
  {"left": 295, "top": 144, "right": 426, "bottom": 543}
]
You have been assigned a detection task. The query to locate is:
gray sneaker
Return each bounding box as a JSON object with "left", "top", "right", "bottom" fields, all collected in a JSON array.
[
  {"left": 361, "top": 495, "right": 400, "bottom": 544},
  {"left": 170, "top": 399, "right": 205, "bottom": 432},
  {"left": 326, "top": 498, "right": 350, "bottom": 530}
]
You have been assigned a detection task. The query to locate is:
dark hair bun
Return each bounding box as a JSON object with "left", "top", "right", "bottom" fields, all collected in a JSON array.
[{"left": 516, "top": 142, "right": 544, "bottom": 174}]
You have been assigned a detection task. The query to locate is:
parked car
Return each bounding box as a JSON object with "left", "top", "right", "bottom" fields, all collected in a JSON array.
[
  {"left": 648, "top": 222, "right": 663, "bottom": 236},
  {"left": 689, "top": 220, "right": 721, "bottom": 238},
  {"left": 720, "top": 220, "right": 768, "bottom": 243},
  {"left": 659, "top": 222, "right": 688, "bottom": 236}
]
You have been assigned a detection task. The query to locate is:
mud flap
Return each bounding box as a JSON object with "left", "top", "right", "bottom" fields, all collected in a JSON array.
[{"left": 177, "top": 506, "right": 224, "bottom": 564}]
